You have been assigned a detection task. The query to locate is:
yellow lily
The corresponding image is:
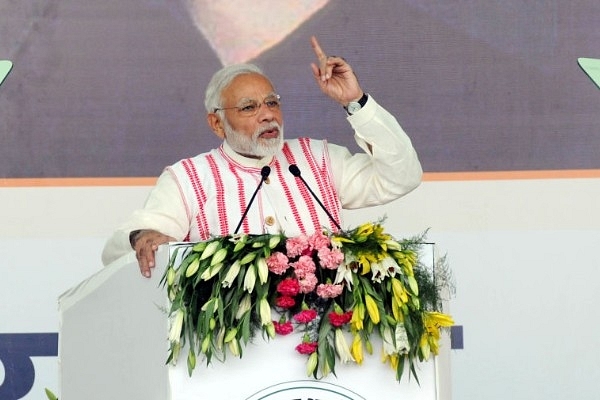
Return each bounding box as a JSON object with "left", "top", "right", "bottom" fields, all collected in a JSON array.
[
  {"left": 364, "top": 294, "right": 380, "bottom": 324},
  {"left": 351, "top": 334, "right": 364, "bottom": 365},
  {"left": 350, "top": 302, "right": 365, "bottom": 331},
  {"left": 391, "top": 277, "right": 409, "bottom": 304}
]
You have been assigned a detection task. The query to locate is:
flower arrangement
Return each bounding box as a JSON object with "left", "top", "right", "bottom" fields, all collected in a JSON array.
[{"left": 162, "top": 221, "right": 453, "bottom": 382}]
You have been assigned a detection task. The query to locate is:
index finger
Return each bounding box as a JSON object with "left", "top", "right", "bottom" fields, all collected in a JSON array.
[{"left": 310, "top": 36, "right": 328, "bottom": 74}]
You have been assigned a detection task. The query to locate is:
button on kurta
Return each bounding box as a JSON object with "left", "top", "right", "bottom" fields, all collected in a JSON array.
[{"left": 265, "top": 216, "right": 275, "bottom": 226}]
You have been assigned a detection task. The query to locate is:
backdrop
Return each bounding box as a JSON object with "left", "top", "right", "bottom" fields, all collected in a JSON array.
[{"left": 1, "top": 0, "right": 599, "bottom": 179}]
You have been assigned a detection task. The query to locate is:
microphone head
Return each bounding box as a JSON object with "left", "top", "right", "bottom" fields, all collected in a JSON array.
[
  {"left": 288, "top": 164, "right": 301, "bottom": 177},
  {"left": 261, "top": 165, "right": 271, "bottom": 179}
]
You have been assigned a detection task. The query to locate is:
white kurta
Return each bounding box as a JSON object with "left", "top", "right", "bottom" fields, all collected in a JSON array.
[{"left": 102, "top": 96, "right": 422, "bottom": 265}]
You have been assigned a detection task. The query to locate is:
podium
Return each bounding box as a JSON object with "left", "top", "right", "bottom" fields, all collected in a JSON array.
[{"left": 58, "top": 244, "right": 450, "bottom": 399}]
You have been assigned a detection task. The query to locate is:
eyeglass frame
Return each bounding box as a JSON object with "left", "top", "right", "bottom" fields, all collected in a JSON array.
[{"left": 213, "top": 93, "right": 282, "bottom": 117}]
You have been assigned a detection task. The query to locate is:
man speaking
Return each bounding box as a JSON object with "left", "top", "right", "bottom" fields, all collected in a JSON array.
[{"left": 102, "top": 36, "right": 422, "bottom": 277}]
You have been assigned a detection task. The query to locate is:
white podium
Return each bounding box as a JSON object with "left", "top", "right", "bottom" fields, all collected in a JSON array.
[{"left": 58, "top": 244, "right": 451, "bottom": 399}]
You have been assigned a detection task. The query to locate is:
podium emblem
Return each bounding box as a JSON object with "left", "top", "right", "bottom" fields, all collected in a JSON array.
[{"left": 244, "top": 380, "right": 366, "bottom": 400}]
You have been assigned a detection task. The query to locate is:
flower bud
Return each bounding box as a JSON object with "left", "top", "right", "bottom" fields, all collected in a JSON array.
[
  {"left": 268, "top": 235, "right": 281, "bottom": 249},
  {"left": 265, "top": 321, "right": 275, "bottom": 338},
  {"left": 407, "top": 275, "right": 419, "bottom": 295},
  {"left": 259, "top": 298, "right": 272, "bottom": 326},
  {"left": 236, "top": 294, "right": 251, "bottom": 320},
  {"left": 240, "top": 251, "right": 256, "bottom": 265},
  {"left": 216, "top": 327, "right": 225, "bottom": 350},
  {"left": 170, "top": 342, "right": 181, "bottom": 364},
  {"left": 351, "top": 334, "right": 364, "bottom": 365},
  {"left": 187, "top": 349, "right": 196, "bottom": 371},
  {"left": 185, "top": 257, "right": 200, "bottom": 277},
  {"left": 166, "top": 267, "right": 176, "bottom": 286},
  {"left": 200, "top": 240, "right": 220, "bottom": 260},
  {"left": 192, "top": 241, "right": 207, "bottom": 252},
  {"left": 211, "top": 247, "right": 228, "bottom": 266},
  {"left": 168, "top": 309, "right": 184, "bottom": 343},
  {"left": 334, "top": 329, "right": 355, "bottom": 363},
  {"left": 200, "top": 262, "right": 223, "bottom": 280},
  {"left": 233, "top": 237, "right": 247, "bottom": 252},
  {"left": 256, "top": 257, "right": 269, "bottom": 284},
  {"left": 222, "top": 260, "right": 241, "bottom": 288},
  {"left": 306, "top": 352, "right": 318, "bottom": 376},
  {"left": 224, "top": 327, "right": 238, "bottom": 343},
  {"left": 364, "top": 294, "right": 380, "bottom": 324},
  {"left": 228, "top": 338, "right": 240, "bottom": 357},
  {"left": 243, "top": 264, "right": 256, "bottom": 293},
  {"left": 201, "top": 335, "right": 211, "bottom": 354}
]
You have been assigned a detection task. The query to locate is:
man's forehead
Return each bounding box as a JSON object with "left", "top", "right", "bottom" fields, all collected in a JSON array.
[{"left": 225, "top": 73, "right": 275, "bottom": 99}]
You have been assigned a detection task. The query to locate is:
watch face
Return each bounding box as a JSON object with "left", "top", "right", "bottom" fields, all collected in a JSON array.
[{"left": 347, "top": 102, "right": 361, "bottom": 114}]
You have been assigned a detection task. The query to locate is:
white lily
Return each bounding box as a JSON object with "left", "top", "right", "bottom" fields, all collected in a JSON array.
[
  {"left": 333, "top": 262, "right": 354, "bottom": 289},
  {"left": 222, "top": 260, "right": 241, "bottom": 288},
  {"left": 369, "top": 256, "right": 399, "bottom": 283},
  {"left": 256, "top": 257, "right": 269, "bottom": 284},
  {"left": 236, "top": 294, "right": 252, "bottom": 320},
  {"left": 200, "top": 262, "right": 223, "bottom": 280},
  {"left": 168, "top": 309, "right": 184, "bottom": 343},
  {"left": 243, "top": 264, "right": 256, "bottom": 293},
  {"left": 200, "top": 240, "right": 220, "bottom": 260},
  {"left": 334, "top": 329, "right": 355, "bottom": 363},
  {"left": 259, "top": 297, "right": 271, "bottom": 326}
]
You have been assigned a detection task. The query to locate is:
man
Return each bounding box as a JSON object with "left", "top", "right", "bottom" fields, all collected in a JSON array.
[{"left": 102, "top": 36, "right": 422, "bottom": 277}]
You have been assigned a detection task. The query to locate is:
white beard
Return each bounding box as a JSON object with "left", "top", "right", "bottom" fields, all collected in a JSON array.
[{"left": 223, "top": 119, "right": 284, "bottom": 158}]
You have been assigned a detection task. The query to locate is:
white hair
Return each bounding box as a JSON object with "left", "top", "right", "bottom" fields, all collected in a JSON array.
[{"left": 204, "top": 64, "right": 267, "bottom": 113}]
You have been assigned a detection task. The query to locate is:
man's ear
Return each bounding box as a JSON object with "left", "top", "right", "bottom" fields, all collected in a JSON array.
[{"left": 207, "top": 113, "right": 226, "bottom": 139}]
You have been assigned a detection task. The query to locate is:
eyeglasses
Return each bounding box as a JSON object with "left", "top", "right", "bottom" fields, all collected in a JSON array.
[{"left": 214, "top": 94, "right": 281, "bottom": 117}]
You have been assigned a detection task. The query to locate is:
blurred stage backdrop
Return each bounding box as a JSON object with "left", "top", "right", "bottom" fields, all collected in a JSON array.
[{"left": 1, "top": 0, "right": 599, "bottom": 179}]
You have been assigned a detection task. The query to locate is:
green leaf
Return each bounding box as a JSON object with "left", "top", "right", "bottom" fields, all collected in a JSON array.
[{"left": 44, "top": 388, "right": 59, "bottom": 400}]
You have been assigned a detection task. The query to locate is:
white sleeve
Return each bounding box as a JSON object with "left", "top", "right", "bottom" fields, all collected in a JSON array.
[
  {"left": 329, "top": 96, "right": 423, "bottom": 209},
  {"left": 101, "top": 170, "right": 190, "bottom": 266}
]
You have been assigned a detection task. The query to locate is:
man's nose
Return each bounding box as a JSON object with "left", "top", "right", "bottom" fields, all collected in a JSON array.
[{"left": 257, "top": 102, "right": 277, "bottom": 121}]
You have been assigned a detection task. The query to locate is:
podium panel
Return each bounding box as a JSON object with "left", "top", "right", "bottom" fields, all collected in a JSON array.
[{"left": 59, "top": 244, "right": 449, "bottom": 399}]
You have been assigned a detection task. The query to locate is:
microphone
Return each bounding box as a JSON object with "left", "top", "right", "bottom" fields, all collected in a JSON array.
[
  {"left": 234, "top": 166, "right": 271, "bottom": 234},
  {"left": 288, "top": 164, "right": 342, "bottom": 231}
]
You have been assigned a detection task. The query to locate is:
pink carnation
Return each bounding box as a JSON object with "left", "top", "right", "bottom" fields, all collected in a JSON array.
[
  {"left": 298, "top": 273, "right": 318, "bottom": 294},
  {"left": 275, "top": 295, "right": 296, "bottom": 309},
  {"left": 286, "top": 235, "right": 309, "bottom": 258},
  {"left": 316, "top": 283, "right": 344, "bottom": 299},
  {"left": 317, "top": 247, "right": 344, "bottom": 270},
  {"left": 295, "top": 341, "right": 318, "bottom": 355},
  {"left": 276, "top": 278, "right": 300, "bottom": 297},
  {"left": 308, "top": 230, "right": 331, "bottom": 251},
  {"left": 293, "top": 309, "right": 318, "bottom": 324},
  {"left": 273, "top": 320, "right": 294, "bottom": 335},
  {"left": 292, "top": 255, "right": 316, "bottom": 278},
  {"left": 266, "top": 251, "right": 289, "bottom": 275}
]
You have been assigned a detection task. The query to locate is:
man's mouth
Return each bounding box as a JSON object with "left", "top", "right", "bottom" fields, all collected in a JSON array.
[{"left": 258, "top": 127, "right": 279, "bottom": 139}]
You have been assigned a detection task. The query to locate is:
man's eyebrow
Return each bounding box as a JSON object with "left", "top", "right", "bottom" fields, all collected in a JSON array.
[
  {"left": 237, "top": 92, "right": 277, "bottom": 102},
  {"left": 235, "top": 97, "right": 253, "bottom": 104}
]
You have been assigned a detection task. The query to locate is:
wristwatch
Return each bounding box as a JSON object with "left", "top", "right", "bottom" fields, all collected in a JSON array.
[{"left": 344, "top": 93, "right": 368, "bottom": 115}]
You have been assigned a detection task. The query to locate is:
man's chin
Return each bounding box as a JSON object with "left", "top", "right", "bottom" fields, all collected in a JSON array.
[{"left": 251, "top": 140, "right": 280, "bottom": 157}]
